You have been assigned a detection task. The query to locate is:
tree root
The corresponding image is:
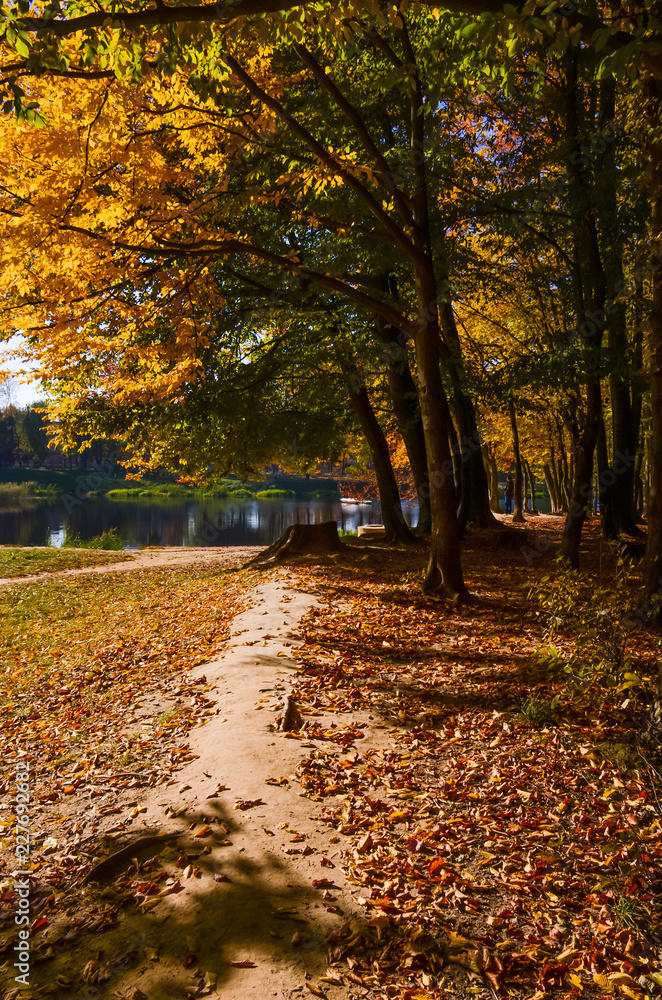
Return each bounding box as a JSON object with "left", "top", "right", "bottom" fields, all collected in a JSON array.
[{"left": 244, "top": 520, "right": 344, "bottom": 568}]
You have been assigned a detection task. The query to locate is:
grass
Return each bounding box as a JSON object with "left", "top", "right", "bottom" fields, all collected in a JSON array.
[
  {"left": 0, "top": 546, "right": 131, "bottom": 578},
  {"left": 62, "top": 528, "right": 125, "bottom": 550},
  {"left": 0, "top": 481, "right": 36, "bottom": 500},
  {"left": 611, "top": 895, "right": 645, "bottom": 930},
  {"left": 255, "top": 488, "right": 294, "bottom": 499},
  {"left": 0, "top": 565, "right": 253, "bottom": 782},
  {"left": 518, "top": 694, "right": 557, "bottom": 726}
]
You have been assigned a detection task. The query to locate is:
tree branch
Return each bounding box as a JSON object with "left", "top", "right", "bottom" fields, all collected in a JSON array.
[
  {"left": 292, "top": 41, "right": 414, "bottom": 229},
  {"left": 223, "top": 52, "right": 419, "bottom": 262}
]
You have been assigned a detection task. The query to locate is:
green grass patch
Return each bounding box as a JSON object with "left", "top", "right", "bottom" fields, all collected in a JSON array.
[
  {"left": 0, "top": 546, "right": 131, "bottom": 578},
  {"left": 518, "top": 695, "right": 557, "bottom": 726},
  {"left": 228, "top": 488, "right": 254, "bottom": 498},
  {"left": 62, "top": 528, "right": 125, "bottom": 550},
  {"left": 255, "top": 488, "right": 295, "bottom": 499}
]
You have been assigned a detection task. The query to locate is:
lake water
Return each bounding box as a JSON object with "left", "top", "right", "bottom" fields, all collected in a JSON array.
[{"left": 0, "top": 497, "right": 419, "bottom": 548}]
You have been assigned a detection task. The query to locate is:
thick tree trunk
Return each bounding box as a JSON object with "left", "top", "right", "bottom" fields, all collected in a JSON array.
[
  {"left": 342, "top": 365, "right": 417, "bottom": 545},
  {"left": 598, "top": 75, "right": 640, "bottom": 538},
  {"left": 246, "top": 521, "right": 343, "bottom": 566},
  {"left": 373, "top": 319, "right": 432, "bottom": 534},
  {"left": 558, "top": 53, "right": 606, "bottom": 569},
  {"left": 437, "top": 301, "right": 498, "bottom": 530},
  {"left": 415, "top": 277, "right": 467, "bottom": 600},
  {"left": 508, "top": 398, "right": 525, "bottom": 524},
  {"left": 644, "top": 76, "right": 662, "bottom": 607}
]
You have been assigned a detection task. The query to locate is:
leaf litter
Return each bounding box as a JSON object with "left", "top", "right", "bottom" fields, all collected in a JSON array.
[{"left": 279, "top": 527, "right": 662, "bottom": 1000}]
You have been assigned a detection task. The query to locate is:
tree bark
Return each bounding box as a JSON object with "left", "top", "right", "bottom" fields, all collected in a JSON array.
[
  {"left": 597, "top": 411, "right": 614, "bottom": 535},
  {"left": 246, "top": 521, "right": 343, "bottom": 566},
  {"left": 525, "top": 458, "right": 538, "bottom": 515},
  {"left": 558, "top": 53, "right": 607, "bottom": 568},
  {"left": 413, "top": 273, "right": 467, "bottom": 597},
  {"left": 438, "top": 300, "right": 498, "bottom": 530},
  {"left": 644, "top": 75, "right": 662, "bottom": 608},
  {"left": 508, "top": 398, "right": 525, "bottom": 523},
  {"left": 482, "top": 444, "right": 501, "bottom": 513},
  {"left": 598, "top": 74, "right": 640, "bottom": 537},
  {"left": 341, "top": 363, "right": 417, "bottom": 545},
  {"left": 373, "top": 317, "right": 431, "bottom": 534},
  {"left": 543, "top": 462, "right": 560, "bottom": 514}
]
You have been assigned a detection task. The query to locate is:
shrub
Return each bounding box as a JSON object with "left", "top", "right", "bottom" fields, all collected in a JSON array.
[{"left": 228, "top": 488, "right": 254, "bottom": 498}]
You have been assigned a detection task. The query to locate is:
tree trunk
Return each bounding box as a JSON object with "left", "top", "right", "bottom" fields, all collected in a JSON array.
[
  {"left": 414, "top": 277, "right": 468, "bottom": 600},
  {"left": 644, "top": 75, "right": 662, "bottom": 607},
  {"left": 482, "top": 444, "right": 501, "bottom": 513},
  {"left": 373, "top": 318, "right": 432, "bottom": 534},
  {"left": 543, "top": 462, "right": 560, "bottom": 513},
  {"left": 342, "top": 364, "right": 417, "bottom": 545},
  {"left": 597, "top": 411, "right": 615, "bottom": 536},
  {"left": 598, "top": 75, "right": 641, "bottom": 538},
  {"left": 437, "top": 301, "right": 498, "bottom": 530},
  {"left": 508, "top": 398, "right": 525, "bottom": 524},
  {"left": 246, "top": 521, "right": 343, "bottom": 566},
  {"left": 558, "top": 52, "right": 607, "bottom": 569},
  {"left": 525, "top": 458, "right": 538, "bottom": 515}
]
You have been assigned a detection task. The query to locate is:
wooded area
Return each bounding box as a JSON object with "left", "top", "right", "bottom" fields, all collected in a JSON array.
[
  {"left": 1, "top": 2, "right": 662, "bottom": 998},
  {"left": 0, "top": 0, "right": 661, "bottom": 596}
]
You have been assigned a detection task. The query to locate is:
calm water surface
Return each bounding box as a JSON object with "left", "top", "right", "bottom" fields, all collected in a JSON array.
[{"left": 0, "top": 497, "right": 419, "bottom": 548}]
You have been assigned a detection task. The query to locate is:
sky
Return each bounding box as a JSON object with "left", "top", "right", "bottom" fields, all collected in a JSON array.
[{"left": 0, "top": 337, "right": 42, "bottom": 407}]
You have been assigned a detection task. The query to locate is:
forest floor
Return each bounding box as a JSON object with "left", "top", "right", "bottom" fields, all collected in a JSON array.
[{"left": 0, "top": 515, "right": 660, "bottom": 1000}]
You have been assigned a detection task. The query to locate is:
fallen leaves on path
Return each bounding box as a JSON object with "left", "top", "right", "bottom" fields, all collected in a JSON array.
[
  {"left": 286, "top": 531, "right": 661, "bottom": 1000},
  {"left": 0, "top": 564, "right": 256, "bottom": 943}
]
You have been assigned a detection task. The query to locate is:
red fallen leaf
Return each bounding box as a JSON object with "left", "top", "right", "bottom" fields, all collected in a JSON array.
[
  {"left": 355, "top": 833, "right": 373, "bottom": 852},
  {"left": 31, "top": 917, "right": 48, "bottom": 932},
  {"left": 214, "top": 873, "right": 233, "bottom": 883},
  {"left": 430, "top": 858, "right": 446, "bottom": 875},
  {"left": 321, "top": 857, "right": 335, "bottom": 868},
  {"left": 312, "top": 879, "right": 338, "bottom": 889},
  {"left": 538, "top": 962, "right": 569, "bottom": 991},
  {"left": 265, "top": 777, "right": 289, "bottom": 786},
  {"left": 182, "top": 954, "right": 197, "bottom": 968},
  {"left": 230, "top": 960, "right": 257, "bottom": 968},
  {"left": 234, "top": 799, "right": 265, "bottom": 810}
]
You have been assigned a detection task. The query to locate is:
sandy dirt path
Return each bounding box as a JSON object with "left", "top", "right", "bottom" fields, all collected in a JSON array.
[
  {"left": 0, "top": 546, "right": 261, "bottom": 585},
  {"left": 28, "top": 572, "right": 383, "bottom": 1000}
]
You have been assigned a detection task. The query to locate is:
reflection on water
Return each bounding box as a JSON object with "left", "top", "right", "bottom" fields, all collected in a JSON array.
[{"left": 0, "top": 497, "right": 419, "bottom": 549}]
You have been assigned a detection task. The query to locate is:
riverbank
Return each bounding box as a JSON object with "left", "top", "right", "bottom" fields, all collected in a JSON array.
[{"left": 0, "top": 468, "right": 343, "bottom": 500}]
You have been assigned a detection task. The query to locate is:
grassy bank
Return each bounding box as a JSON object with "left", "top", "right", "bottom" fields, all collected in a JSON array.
[
  {"left": 0, "top": 546, "right": 132, "bottom": 578},
  {"left": 0, "top": 468, "right": 341, "bottom": 500}
]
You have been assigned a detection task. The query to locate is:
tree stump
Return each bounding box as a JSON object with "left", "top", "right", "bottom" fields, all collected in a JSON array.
[{"left": 245, "top": 520, "right": 344, "bottom": 567}]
